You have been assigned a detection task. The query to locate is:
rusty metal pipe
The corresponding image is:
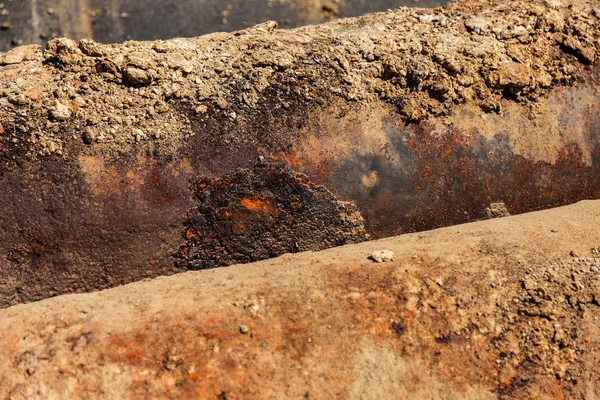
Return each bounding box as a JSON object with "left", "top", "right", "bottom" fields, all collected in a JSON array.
[{"left": 0, "top": 0, "right": 599, "bottom": 307}]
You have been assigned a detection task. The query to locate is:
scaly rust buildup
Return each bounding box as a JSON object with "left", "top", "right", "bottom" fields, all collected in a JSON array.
[{"left": 176, "top": 163, "right": 368, "bottom": 270}]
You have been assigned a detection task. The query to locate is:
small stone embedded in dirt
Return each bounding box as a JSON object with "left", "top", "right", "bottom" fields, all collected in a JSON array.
[
  {"left": 1, "top": 44, "right": 39, "bottom": 65},
  {"left": 464, "top": 17, "right": 491, "bottom": 32},
  {"left": 124, "top": 67, "right": 152, "bottom": 86},
  {"left": 521, "top": 278, "right": 536, "bottom": 290},
  {"left": 47, "top": 37, "right": 83, "bottom": 64},
  {"left": 8, "top": 94, "right": 28, "bottom": 106},
  {"left": 82, "top": 127, "right": 97, "bottom": 144},
  {"left": 371, "top": 250, "right": 395, "bottom": 263},
  {"left": 216, "top": 98, "right": 228, "bottom": 109},
  {"left": 591, "top": 265, "right": 599, "bottom": 272},
  {"left": 133, "top": 128, "right": 145, "bottom": 142},
  {"left": 195, "top": 105, "right": 208, "bottom": 114},
  {"left": 239, "top": 325, "right": 249, "bottom": 334},
  {"left": 485, "top": 202, "right": 511, "bottom": 219},
  {"left": 563, "top": 36, "right": 596, "bottom": 63},
  {"left": 570, "top": 250, "right": 580, "bottom": 257},
  {"left": 488, "top": 62, "right": 532, "bottom": 94},
  {"left": 78, "top": 39, "right": 104, "bottom": 57},
  {"left": 49, "top": 101, "right": 72, "bottom": 121}
]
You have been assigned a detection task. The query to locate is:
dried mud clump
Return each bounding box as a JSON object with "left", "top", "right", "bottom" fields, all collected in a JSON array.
[{"left": 176, "top": 163, "right": 368, "bottom": 269}]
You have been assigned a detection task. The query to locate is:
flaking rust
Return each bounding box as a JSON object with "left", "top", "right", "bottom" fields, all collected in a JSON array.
[
  {"left": 317, "top": 122, "right": 600, "bottom": 237},
  {"left": 176, "top": 162, "right": 369, "bottom": 270}
]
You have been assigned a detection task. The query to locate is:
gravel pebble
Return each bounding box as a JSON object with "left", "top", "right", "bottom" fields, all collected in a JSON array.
[
  {"left": 371, "top": 250, "right": 394, "bottom": 263},
  {"left": 49, "top": 101, "right": 72, "bottom": 121}
]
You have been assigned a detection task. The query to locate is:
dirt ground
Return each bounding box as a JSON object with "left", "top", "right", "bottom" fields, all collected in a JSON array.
[{"left": 1, "top": 200, "right": 600, "bottom": 399}]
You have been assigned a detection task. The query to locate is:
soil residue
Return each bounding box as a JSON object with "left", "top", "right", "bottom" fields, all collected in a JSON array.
[{"left": 0, "top": 0, "right": 597, "bottom": 163}]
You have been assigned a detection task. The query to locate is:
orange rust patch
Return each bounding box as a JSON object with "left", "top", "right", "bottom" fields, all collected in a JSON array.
[
  {"left": 239, "top": 196, "right": 275, "bottom": 213},
  {"left": 108, "top": 333, "right": 148, "bottom": 364},
  {"left": 77, "top": 155, "right": 123, "bottom": 197},
  {"left": 185, "top": 228, "right": 197, "bottom": 239},
  {"left": 143, "top": 172, "right": 177, "bottom": 204}
]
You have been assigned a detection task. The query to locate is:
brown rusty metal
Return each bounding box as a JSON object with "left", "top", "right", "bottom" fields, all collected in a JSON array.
[
  {"left": 293, "top": 119, "right": 600, "bottom": 237},
  {"left": 279, "top": 80, "right": 600, "bottom": 237},
  {"left": 1, "top": 72, "right": 600, "bottom": 307}
]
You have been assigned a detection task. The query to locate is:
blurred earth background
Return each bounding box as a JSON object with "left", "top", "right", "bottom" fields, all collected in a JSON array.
[{"left": 0, "top": 0, "right": 446, "bottom": 51}]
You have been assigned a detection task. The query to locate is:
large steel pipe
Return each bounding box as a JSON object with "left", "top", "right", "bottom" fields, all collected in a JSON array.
[{"left": 0, "top": 0, "right": 599, "bottom": 306}]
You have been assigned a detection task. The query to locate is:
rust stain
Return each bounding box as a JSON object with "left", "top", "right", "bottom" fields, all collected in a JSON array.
[
  {"left": 143, "top": 171, "right": 177, "bottom": 205},
  {"left": 285, "top": 115, "right": 600, "bottom": 237},
  {"left": 73, "top": 256, "right": 575, "bottom": 399},
  {"left": 79, "top": 154, "right": 181, "bottom": 205},
  {"left": 78, "top": 155, "right": 122, "bottom": 197},
  {"left": 239, "top": 196, "right": 275, "bottom": 213},
  {"left": 185, "top": 228, "right": 197, "bottom": 240}
]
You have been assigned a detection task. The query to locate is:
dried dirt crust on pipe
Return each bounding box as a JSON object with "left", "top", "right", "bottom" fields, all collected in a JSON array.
[{"left": 1, "top": 201, "right": 600, "bottom": 399}]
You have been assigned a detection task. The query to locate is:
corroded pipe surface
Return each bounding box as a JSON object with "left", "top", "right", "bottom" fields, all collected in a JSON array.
[
  {"left": 0, "top": 0, "right": 599, "bottom": 306},
  {"left": 288, "top": 85, "right": 600, "bottom": 237}
]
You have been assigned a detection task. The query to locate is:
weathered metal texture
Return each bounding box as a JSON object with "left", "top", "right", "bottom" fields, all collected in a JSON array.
[
  {"left": 285, "top": 78, "right": 600, "bottom": 237},
  {"left": 176, "top": 163, "right": 368, "bottom": 269},
  {"left": 1, "top": 74, "right": 600, "bottom": 307},
  {"left": 0, "top": 152, "right": 193, "bottom": 305}
]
